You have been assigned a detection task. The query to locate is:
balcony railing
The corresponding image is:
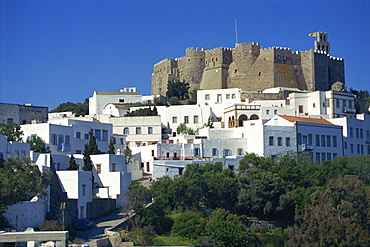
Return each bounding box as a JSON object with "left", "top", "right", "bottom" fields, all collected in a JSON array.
[
  {"left": 298, "top": 144, "right": 314, "bottom": 152},
  {"left": 343, "top": 107, "right": 356, "bottom": 113},
  {"left": 57, "top": 143, "right": 71, "bottom": 152}
]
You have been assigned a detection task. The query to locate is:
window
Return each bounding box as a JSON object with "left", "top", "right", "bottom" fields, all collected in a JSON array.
[
  {"left": 193, "top": 115, "right": 199, "bottom": 124},
  {"left": 212, "top": 148, "right": 218, "bottom": 156},
  {"left": 350, "top": 144, "right": 354, "bottom": 153},
  {"left": 313, "top": 103, "right": 316, "bottom": 108},
  {"left": 277, "top": 137, "right": 282, "bottom": 146},
  {"left": 223, "top": 149, "right": 231, "bottom": 156},
  {"left": 269, "top": 136, "right": 274, "bottom": 146},
  {"left": 7, "top": 118, "right": 13, "bottom": 124},
  {"left": 123, "top": 128, "right": 129, "bottom": 135},
  {"left": 356, "top": 128, "right": 359, "bottom": 138},
  {"left": 286, "top": 137, "right": 291, "bottom": 146},
  {"left": 349, "top": 127, "right": 353, "bottom": 138},
  {"left": 237, "top": 148, "right": 244, "bottom": 155},
  {"left": 96, "top": 164, "right": 101, "bottom": 174},
  {"left": 344, "top": 141, "right": 347, "bottom": 149},
  {"left": 298, "top": 105, "right": 303, "bottom": 113},
  {"left": 333, "top": 153, "right": 338, "bottom": 159},
  {"left": 266, "top": 110, "right": 270, "bottom": 115},
  {"left": 321, "top": 135, "right": 326, "bottom": 147},
  {"left": 119, "top": 99, "right": 125, "bottom": 103},
  {"left": 112, "top": 163, "right": 116, "bottom": 172},
  {"left": 232, "top": 94, "right": 236, "bottom": 99},
  {"left": 76, "top": 132, "right": 81, "bottom": 139},
  {"left": 321, "top": 153, "right": 326, "bottom": 162},
  {"left": 336, "top": 99, "right": 340, "bottom": 108},
  {"left": 326, "top": 136, "right": 331, "bottom": 147},
  {"left": 361, "top": 145, "right": 364, "bottom": 154},
  {"left": 194, "top": 148, "right": 200, "bottom": 156},
  {"left": 95, "top": 130, "right": 101, "bottom": 141},
  {"left": 357, "top": 144, "right": 360, "bottom": 154},
  {"left": 179, "top": 167, "right": 184, "bottom": 175},
  {"left": 51, "top": 134, "right": 57, "bottom": 145},
  {"left": 316, "top": 153, "right": 320, "bottom": 163},
  {"left": 102, "top": 130, "right": 108, "bottom": 141},
  {"left": 274, "top": 109, "right": 278, "bottom": 115},
  {"left": 151, "top": 150, "right": 155, "bottom": 156},
  {"left": 327, "top": 153, "right": 331, "bottom": 161},
  {"left": 316, "top": 135, "right": 320, "bottom": 146},
  {"left": 21, "top": 150, "right": 26, "bottom": 157},
  {"left": 184, "top": 116, "right": 189, "bottom": 124},
  {"left": 136, "top": 127, "right": 141, "bottom": 134},
  {"left": 217, "top": 94, "right": 222, "bottom": 103},
  {"left": 58, "top": 135, "right": 64, "bottom": 144},
  {"left": 360, "top": 129, "right": 363, "bottom": 139},
  {"left": 84, "top": 133, "right": 89, "bottom": 139},
  {"left": 226, "top": 94, "right": 230, "bottom": 99},
  {"left": 65, "top": 135, "right": 70, "bottom": 145},
  {"left": 333, "top": 136, "right": 337, "bottom": 147},
  {"left": 148, "top": 127, "right": 153, "bottom": 134},
  {"left": 297, "top": 134, "right": 302, "bottom": 145},
  {"left": 343, "top": 100, "right": 346, "bottom": 107},
  {"left": 205, "top": 94, "right": 210, "bottom": 100},
  {"left": 308, "top": 134, "right": 313, "bottom": 146},
  {"left": 82, "top": 184, "right": 86, "bottom": 197},
  {"left": 172, "top": 117, "right": 177, "bottom": 123},
  {"left": 112, "top": 138, "right": 116, "bottom": 144}
]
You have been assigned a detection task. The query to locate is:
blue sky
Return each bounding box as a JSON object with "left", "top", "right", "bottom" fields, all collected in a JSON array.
[{"left": 1, "top": 0, "right": 369, "bottom": 110}]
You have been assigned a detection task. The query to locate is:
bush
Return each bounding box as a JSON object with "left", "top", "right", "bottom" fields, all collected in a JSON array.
[{"left": 39, "top": 220, "right": 64, "bottom": 231}]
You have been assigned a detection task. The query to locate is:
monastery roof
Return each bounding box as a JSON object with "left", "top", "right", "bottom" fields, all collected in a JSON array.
[
  {"left": 278, "top": 115, "right": 334, "bottom": 125},
  {"left": 95, "top": 91, "right": 141, "bottom": 96}
]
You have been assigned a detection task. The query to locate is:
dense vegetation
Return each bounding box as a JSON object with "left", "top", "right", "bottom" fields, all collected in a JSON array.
[
  {"left": 125, "top": 106, "right": 158, "bottom": 116},
  {"left": 124, "top": 153, "right": 370, "bottom": 246},
  {"left": 350, "top": 88, "right": 370, "bottom": 114},
  {"left": 49, "top": 99, "right": 89, "bottom": 116},
  {"left": 0, "top": 156, "right": 51, "bottom": 228}
]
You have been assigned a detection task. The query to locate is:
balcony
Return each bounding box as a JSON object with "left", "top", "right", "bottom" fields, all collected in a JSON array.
[
  {"left": 298, "top": 144, "right": 314, "bottom": 152},
  {"left": 57, "top": 143, "right": 71, "bottom": 152},
  {"left": 343, "top": 107, "right": 356, "bottom": 114}
]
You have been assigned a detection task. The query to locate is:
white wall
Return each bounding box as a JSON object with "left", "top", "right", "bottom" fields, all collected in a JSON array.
[{"left": 5, "top": 197, "right": 46, "bottom": 230}]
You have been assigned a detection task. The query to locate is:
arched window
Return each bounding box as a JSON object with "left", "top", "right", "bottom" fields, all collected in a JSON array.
[
  {"left": 238, "top": 115, "right": 247, "bottom": 127},
  {"left": 250, "top": 114, "right": 259, "bottom": 120}
]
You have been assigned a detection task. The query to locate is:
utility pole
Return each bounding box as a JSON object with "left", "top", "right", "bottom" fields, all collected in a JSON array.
[{"left": 60, "top": 202, "right": 66, "bottom": 229}]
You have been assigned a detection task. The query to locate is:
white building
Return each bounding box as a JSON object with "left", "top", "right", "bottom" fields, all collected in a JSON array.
[
  {"left": 328, "top": 114, "right": 370, "bottom": 157},
  {"left": 0, "top": 135, "right": 30, "bottom": 160},
  {"left": 287, "top": 90, "right": 356, "bottom": 119},
  {"left": 57, "top": 170, "right": 93, "bottom": 219},
  {"left": 96, "top": 115, "right": 162, "bottom": 149},
  {"left": 21, "top": 118, "right": 113, "bottom": 154},
  {"left": 89, "top": 91, "right": 142, "bottom": 115}
]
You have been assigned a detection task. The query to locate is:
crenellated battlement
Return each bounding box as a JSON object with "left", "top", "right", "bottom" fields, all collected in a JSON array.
[{"left": 152, "top": 32, "right": 345, "bottom": 95}]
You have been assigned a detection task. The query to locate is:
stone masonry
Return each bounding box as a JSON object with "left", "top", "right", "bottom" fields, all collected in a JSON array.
[{"left": 151, "top": 32, "right": 345, "bottom": 96}]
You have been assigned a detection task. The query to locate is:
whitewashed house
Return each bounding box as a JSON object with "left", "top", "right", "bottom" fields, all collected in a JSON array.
[
  {"left": 328, "top": 114, "right": 370, "bottom": 157},
  {"left": 0, "top": 135, "right": 30, "bottom": 160},
  {"left": 89, "top": 91, "right": 142, "bottom": 115}
]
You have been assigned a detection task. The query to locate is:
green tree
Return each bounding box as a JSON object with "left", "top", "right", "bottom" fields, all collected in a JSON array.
[
  {"left": 170, "top": 210, "right": 206, "bottom": 240},
  {"left": 82, "top": 144, "right": 93, "bottom": 171},
  {"left": 126, "top": 182, "right": 152, "bottom": 216},
  {"left": 123, "top": 148, "right": 132, "bottom": 164},
  {"left": 67, "top": 154, "right": 79, "bottom": 170},
  {"left": 166, "top": 79, "right": 190, "bottom": 100},
  {"left": 85, "top": 131, "right": 100, "bottom": 155},
  {"left": 176, "top": 123, "right": 197, "bottom": 135},
  {"left": 168, "top": 96, "right": 179, "bottom": 105},
  {"left": 49, "top": 98, "right": 89, "bottom": 116},
  {"left": 288, "top": 175, "right": 370, "bottom": 246},
  {"left": 108, "top": 137, "right": 115, "bottom": 154},
  {"left": 237, "top": 167, "right": 292, "bottom": 220},
  {"left": 204, "top": 208, "right": 259, "bottom": 247},
  {"left": 0, "top": 123, "right": 23, "bottom": 142},
  {"left": 125, "top": 107, "right": 159, "bottom": 116},
  {"left": 0, "top": 156, "right": 51, "bottom": 227},
  {"left": 26, "top": 136, "right": 50, "bottom": 153}
]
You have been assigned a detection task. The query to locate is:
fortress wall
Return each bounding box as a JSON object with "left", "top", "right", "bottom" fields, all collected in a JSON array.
[{"left": 151, "top": 58, "right": 178, "bottom": 95}]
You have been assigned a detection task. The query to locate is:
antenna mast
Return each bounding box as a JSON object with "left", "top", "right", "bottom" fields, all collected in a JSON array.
[{"left": 234, "top": 18, "right": 239, "bottom": 44}]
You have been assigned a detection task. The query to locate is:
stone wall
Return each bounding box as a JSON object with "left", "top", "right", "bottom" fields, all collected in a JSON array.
[
  {"left": 151, "top": 34, "right": 345, "bottom": 96},
  {"left": 0, "top": 103, "right": 48, "bottom": 125},
  {"left": 86, "top": 198, "right": 116, "bottom": 220}
]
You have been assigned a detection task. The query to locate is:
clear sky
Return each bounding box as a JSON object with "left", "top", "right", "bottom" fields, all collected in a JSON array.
[{"left": 1, "top": 0, "right": 369, "bottom": 110}]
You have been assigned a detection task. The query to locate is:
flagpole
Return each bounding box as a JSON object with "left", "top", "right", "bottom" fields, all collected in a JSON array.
[{"left": 235, "top": 18, "right": 238, "bottom": 44}]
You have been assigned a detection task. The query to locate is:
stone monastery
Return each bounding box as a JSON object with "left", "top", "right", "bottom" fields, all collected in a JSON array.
[{"left": 152, "top": 32, "right": 345, "bottom": 95}]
